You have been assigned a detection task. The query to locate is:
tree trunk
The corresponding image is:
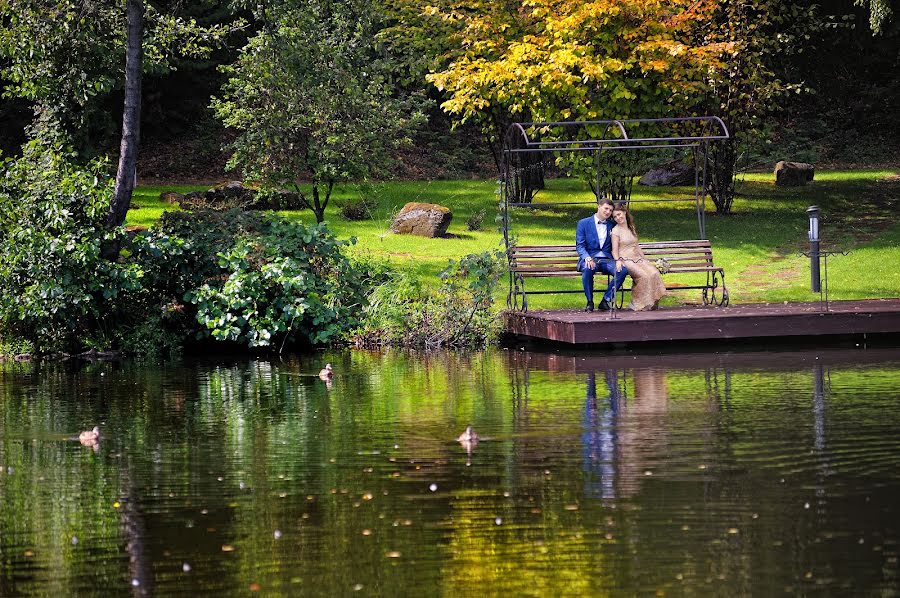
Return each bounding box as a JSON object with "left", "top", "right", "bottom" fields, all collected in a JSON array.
[{"left": 104, "top": 0, "right": 143, "bottom": 258}]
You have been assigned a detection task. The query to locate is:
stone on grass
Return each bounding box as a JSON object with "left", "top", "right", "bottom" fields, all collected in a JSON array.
[
  {"left": 391, "top": 202, "right": 453, "bottom": 238},
  {"left": 638, "top": 159, "right": 694, "bottom": 186},
  {"left": 774, "top": 161, "right": 815, "bottom": 187}
]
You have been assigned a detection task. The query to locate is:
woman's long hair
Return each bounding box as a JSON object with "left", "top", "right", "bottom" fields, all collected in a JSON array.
[{"left": 613, "top": 204, "right": 637, "bottom": 236}]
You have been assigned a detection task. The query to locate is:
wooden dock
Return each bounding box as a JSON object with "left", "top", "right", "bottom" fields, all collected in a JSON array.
[{"left": 504, "top": 299, "right": 900, "bottom": 346}]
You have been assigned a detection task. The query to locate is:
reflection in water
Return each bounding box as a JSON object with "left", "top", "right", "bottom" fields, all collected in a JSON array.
[
  {"left": 583, "top": 369, "right": 670, "bottom": 503},
  {"left": 1, "top": 349, "right": 900, "bottom": 595}
]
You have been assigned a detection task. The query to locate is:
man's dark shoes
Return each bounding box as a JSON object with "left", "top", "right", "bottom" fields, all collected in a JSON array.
[
  {"left": 598, "top": 299, "right": 613, "bottom": 311},
  {"left": 584, "top": 301, "right": 594, "bottom": 312}
]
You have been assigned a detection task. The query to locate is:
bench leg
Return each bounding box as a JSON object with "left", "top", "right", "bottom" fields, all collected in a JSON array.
[
  {"left": 702, "top": 272, "right": 729, "bottom": 307},
  {"left": 509, "top": 273, "right": 528, "bottom": 312}
]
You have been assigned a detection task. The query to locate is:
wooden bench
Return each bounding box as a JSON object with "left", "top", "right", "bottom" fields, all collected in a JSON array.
[{"left": 507, "top": 239, "right": 728, "bottom": 311}]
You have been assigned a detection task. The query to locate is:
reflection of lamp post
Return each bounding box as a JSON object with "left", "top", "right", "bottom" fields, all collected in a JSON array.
[{"left": 807, "top": 205, "right": 821, "bottom": 293}]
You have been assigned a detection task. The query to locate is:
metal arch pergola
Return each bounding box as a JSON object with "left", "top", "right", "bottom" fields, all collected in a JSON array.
[{"left": 499, "top": 116, "right": 731, "bottom": 250}]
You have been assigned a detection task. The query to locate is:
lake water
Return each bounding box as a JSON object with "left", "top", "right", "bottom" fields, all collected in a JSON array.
[{"left": 1, "top": 347, "right": 899, "bottom": 596}]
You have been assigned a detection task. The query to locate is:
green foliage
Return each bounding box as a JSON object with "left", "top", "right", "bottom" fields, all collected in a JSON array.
[
  {"left": 698, "top": 0, "right": 820, "bottom": 213},
  {"left": 0, "top": 0, "right": 240, "bottom": 148},
  {"left": 179, "top": 217, "right": 369, "bottom": 348},
  {"left": 212, "top": 0, "right": 426, "bottom": 223},
  {"left": 0, "top": 142, "right": 142, "bottom": 352},
  {"left": 466, "top": 208, "right": 486, "bottom": 232},
  {"left": 351, "top": 247, "right": 506, "bottom": 348},
  {"left": 0, "top": 335, "right": 33, "bottom": 357}
]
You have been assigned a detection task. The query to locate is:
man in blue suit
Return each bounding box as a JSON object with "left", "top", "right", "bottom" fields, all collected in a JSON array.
[{"left": 576, "top": 198, "right": 628, "bottom": 311}]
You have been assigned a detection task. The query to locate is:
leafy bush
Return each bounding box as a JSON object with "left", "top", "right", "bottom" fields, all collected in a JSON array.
[
  {"left": 192, "top": 223, "right": 366, "bottom": 347},
  {"left": 0, "top": 142, "right": 142, "bottom": 352},
  {"left": 350, "top": 248, "right": 507, "bottom": 349},
  {"left": 340, "top": 184, "right": 380, "bottom": 221},
  {"left": 466, "top": 209, "right": 486, "bottom": 231}
]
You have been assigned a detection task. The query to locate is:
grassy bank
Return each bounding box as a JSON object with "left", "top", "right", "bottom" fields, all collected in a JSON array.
[{"left": 129, "top": 169, "right": 900, "bottom": 311}]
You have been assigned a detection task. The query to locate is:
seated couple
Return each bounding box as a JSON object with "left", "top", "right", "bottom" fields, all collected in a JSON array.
[{"left": 576, "top": 199, "right": 665, "bottom": 312}]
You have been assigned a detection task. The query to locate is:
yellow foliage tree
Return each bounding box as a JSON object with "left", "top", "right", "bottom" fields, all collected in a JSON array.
[{"left": 420, "top": 0, "right": 732, "bottom": 126}]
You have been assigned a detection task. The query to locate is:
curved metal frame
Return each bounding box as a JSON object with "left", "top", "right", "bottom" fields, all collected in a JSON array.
[{"left": 501, "top": 116, "right": 731, "bottom": 310}]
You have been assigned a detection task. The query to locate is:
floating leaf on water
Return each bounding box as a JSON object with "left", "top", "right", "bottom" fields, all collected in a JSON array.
[
  {"left": 306, "top": 495, "right": 315, "bottom": 501},
  {"left": 564, "top": 504, "right": 579, "bottom": 511},
  {"left": 222, "top": 544, "right": 235, "bottom": 552},
  {"left": 362, "top": 529, "right": 372, "bottom": 536},
  {"left": 353, "top": 584, "right": 364, "bottom": 591},
  {"left": 727, "top": 528, "right": 739, "bottom": 534},
  {"left": 113, "top": 502, "right": 121, "bottom": 509},
  {"left": 249, "top": 583, "right": 261, "bottom": 592},
  {"left": 644, "top": 470, "right": 653, "bottom": 476},
  {"left": 362, "top": 492, "right": 373, "bottom": 501},
  {"left": 385, "top": 551, "right": 401, "bottom": 558},
  {"left": 24, "top": 550, "right": 34, "bottom": 557}
]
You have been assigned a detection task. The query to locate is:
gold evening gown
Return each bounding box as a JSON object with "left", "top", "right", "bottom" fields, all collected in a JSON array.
[{"left": 612, "top": 225, "right": 666, "bottom": 311}]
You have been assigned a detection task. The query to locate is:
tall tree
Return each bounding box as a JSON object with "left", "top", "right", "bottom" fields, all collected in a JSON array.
[
  {"left": 0, "top": 0, "right": 237, "bottom": 236},
  {"left": 699, "top": 0, "right": 819, "bottom": 213},
  {"left": 108, "top": 0, "right": 144, "bottom": 234},
  {"left": 396, "top": 0, "right": 729, "bottom": 141},
  {"left": 213, "top": 0, "right": 425, "bottom": 223}
]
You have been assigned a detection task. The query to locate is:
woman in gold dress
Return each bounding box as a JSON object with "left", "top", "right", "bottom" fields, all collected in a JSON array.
[{"left": 611, "top": 204, "right": 665, "bottom": 311}]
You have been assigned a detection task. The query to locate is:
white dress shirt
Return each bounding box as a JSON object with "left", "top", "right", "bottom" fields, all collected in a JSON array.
[{"left": 595, "top": 218, "right": 608, "bottom": 254}]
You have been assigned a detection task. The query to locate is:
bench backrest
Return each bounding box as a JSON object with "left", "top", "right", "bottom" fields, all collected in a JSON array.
[{"left": 509, "top": 240, "right": 717, "bottom": 276}]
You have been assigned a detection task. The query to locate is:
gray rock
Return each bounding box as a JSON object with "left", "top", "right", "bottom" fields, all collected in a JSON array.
[
  {"left": 774, "top": 161, "right": 815, "bottom": 187},
  {"left": 391, "top": 202, "right": 453, "bottom": 237},
  {"left": 638, "top": 160, "right": 694, "bottom": 186}
]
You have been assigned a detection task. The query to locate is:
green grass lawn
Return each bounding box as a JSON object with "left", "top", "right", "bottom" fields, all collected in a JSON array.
[{"left": 128, "top": 169, "right": 900, "bottom": 310}]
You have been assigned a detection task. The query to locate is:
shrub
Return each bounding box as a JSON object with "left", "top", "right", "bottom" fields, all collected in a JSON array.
[
  {"left": 340, "top": 184, "right": 380, "bottom": 221},
  {"left": 180, "top": 216, "right": 370, "bottom": 348},
  {"left": 466, "top": 209, "right": 486, "bottom": 231},
  {"left": 0, "top": 142, "right": 142, "bottom": 352},
  {"left": 350, "top": 248, "right": 507, "bottom": 349}
]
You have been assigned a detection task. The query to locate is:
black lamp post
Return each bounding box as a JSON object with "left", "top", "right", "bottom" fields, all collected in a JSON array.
[{"left": 807, "top": 205, "right": 821, "bottom": 293}]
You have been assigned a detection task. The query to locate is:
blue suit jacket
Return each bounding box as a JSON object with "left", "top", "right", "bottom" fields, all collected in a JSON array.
[{"left": 576, "top": 215, "right": 615, "bottom": 270}]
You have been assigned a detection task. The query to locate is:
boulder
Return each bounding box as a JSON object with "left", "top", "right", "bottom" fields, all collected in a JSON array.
[
  {"left": 391, "top": 202, "right": 453, "bottom": 237},
  {"left": 160, "top": 191, "right": 184, "bottom": 205},
  {"left": 638, "top": 159, "right": 694, "bottom": 186},
  {"left": 206, "top": 181, "right": 259, "bottom": 206},
  {"left": 774, "top": 161, "right": 815, "bottom": 187}
]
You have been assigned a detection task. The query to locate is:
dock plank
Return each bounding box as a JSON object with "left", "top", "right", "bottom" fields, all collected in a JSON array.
[{"left": 504, "top": 299, "right": 900, "bottom": 345}]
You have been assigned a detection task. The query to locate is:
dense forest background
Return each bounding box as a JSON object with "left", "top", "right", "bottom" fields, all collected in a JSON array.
[{"left": 0, "top": 0, "right": 897, "bottom": 183}]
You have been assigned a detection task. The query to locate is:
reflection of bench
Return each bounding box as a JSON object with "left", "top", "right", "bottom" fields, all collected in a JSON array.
[{"left": 507, "top": 239, "right": 728, "bottom": 311}]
